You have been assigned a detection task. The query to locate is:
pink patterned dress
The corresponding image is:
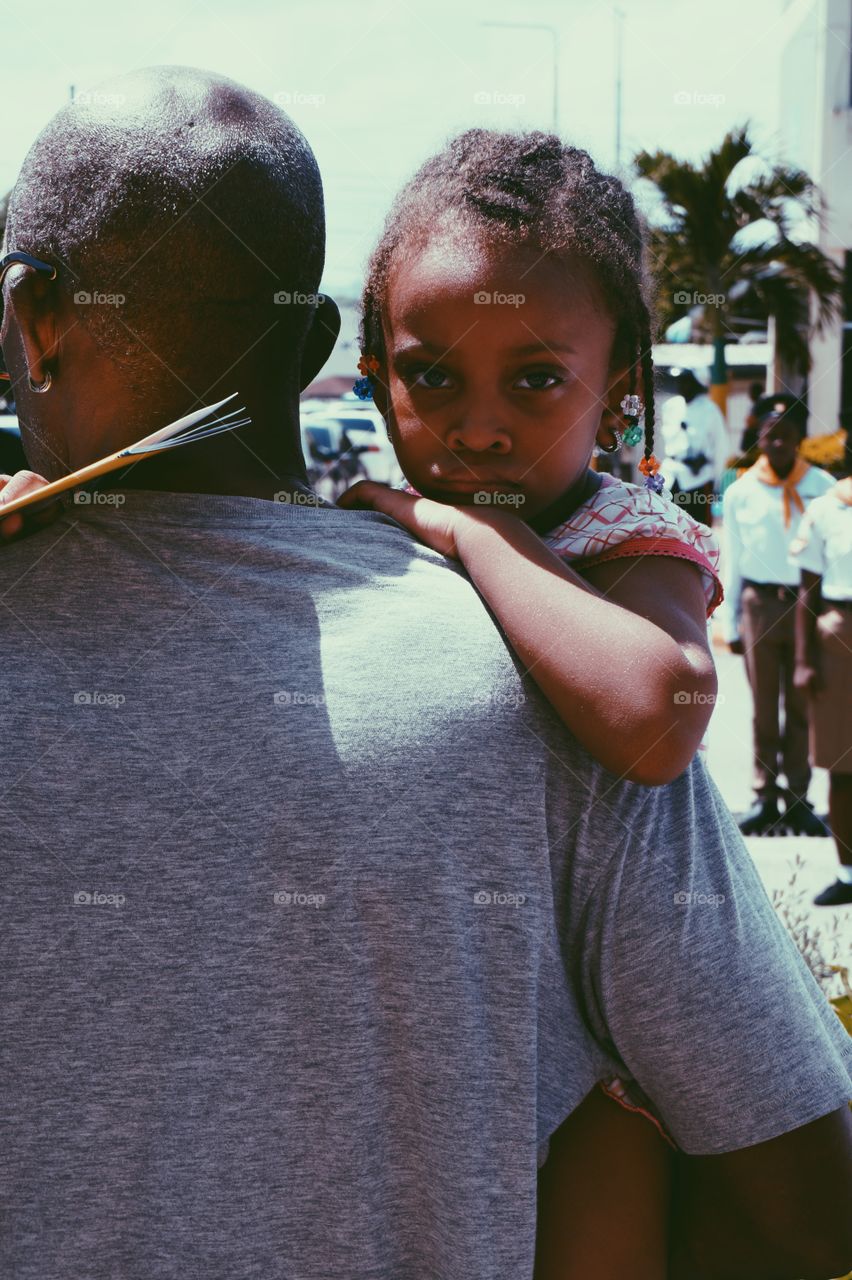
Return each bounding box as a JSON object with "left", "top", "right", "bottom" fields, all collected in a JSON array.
[
  {"left": 402, "top": 471, "right": 724, "bottom": 616},
  {"left": 543, "top": 472, "right": 724, "bottom": 617}
]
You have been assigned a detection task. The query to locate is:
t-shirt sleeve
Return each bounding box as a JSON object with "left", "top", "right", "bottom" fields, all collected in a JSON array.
[
  {"left": 789, "top": 505, "right": 826, "bottom": 576},
  {"left": 568, "top": 756, "right": 852, "bottom": 1156},
  {"left": 564, "top": 487, "right": 724, "bottom": 619}
]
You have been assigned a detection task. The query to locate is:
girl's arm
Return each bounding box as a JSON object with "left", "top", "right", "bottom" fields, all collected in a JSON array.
[
  {"left": 338, "top": 483, "right": 717, "bottom": 785},
  {"left": 454, "top": 512, "right": 715, "bottom": 785}
]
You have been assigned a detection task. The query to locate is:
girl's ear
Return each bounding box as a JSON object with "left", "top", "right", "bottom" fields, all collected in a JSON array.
[
  {"left": 595, "top": 406, "right": 623, "bottom": 453},
  {"left": 595, "top": 363, "right": 634, "bottom": 452}
]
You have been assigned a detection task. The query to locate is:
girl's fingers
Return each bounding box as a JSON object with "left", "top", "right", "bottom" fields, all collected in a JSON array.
[
  {"left": 337, "top": 480, "right": 461, "bottom": 558},
  {"left": 337, "top": 480, "right": 393, "bottom": 510},
  {"left": 0, "top": 469, "right": 58, "bottom": 540},
  {"left": 337, "top": 481, "right": 417, "bottom": 523},
  {"left": 354, "top": 486, "right": 424, "bottom": 531}
]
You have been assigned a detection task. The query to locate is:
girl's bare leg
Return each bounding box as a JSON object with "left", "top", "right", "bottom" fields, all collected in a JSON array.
[{"left": 535, "top": 1084, "right": 673, "bottom": 1280}]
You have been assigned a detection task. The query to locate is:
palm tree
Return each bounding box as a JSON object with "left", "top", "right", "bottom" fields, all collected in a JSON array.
[{"left": 633, "top": 125, "right": 842, "bottom": 414}]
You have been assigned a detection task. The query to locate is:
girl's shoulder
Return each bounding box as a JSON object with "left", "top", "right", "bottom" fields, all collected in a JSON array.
[
  {"left": 544, "top": 471, "right": 715, "bottom": 551},
  {"left": 545, "top": 472, "right": 724, "bottom": 617}
]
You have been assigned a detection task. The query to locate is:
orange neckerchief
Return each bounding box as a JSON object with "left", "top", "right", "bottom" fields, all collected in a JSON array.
[{"left": 751, "top": 454, "right": 811, "bottom": 528}]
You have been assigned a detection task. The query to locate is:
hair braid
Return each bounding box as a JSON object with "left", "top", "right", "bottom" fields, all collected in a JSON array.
[{"left": 639, "top": 314, "right": 657, "bottom": 460}]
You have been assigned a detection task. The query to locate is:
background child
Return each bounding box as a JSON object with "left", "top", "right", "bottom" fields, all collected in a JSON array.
[
  {"left": 721, "top": 396, "right": 836, "bottom": 836},
  {"left": 338, "top": 126, "right": 732, "bottom": 1277},
  {"left": 658, "top": 368, "right": 729, "bottom": 527},
  {"left": 791, "top": 433, "right": 852, "bottom": 905}
]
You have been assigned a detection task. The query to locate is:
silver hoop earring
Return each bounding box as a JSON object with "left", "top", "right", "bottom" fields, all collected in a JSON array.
[
  {"left": 596, "top": 428, "right": 623, "bottom": 454},
  {"left": 28, "top": 371, "right": 52, "bottom": 394}
]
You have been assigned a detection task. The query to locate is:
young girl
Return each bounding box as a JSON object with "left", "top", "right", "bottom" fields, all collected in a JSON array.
[
  {"left": 338, "top": 129, "right": 726, "bottom": 1278},
  {"left": 339, "top": 130, "right": 722, "bottom": 790}
]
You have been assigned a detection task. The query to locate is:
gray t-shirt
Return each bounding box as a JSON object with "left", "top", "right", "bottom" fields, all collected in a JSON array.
[{"left": 2, "top": 490, "right": 850, "bottom": 1280}]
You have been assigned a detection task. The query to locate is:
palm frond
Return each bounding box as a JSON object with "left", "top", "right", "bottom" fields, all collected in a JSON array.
[{"left": 634, "top": 125, "right": 842, "bottom": 369}]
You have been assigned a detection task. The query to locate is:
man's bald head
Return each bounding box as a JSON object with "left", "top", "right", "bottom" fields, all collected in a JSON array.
[{"left": 4, "top": 66, "right": 325, "bottom": 407}]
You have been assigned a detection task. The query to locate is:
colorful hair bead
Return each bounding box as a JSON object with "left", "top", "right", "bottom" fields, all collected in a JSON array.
[
  {"left": 638, "top": 453, "right": 666, "bottom": 493},
  {"left": 619, "top": 393, "right": 644, "bottom": 448},
  {"left": 353, "top": 354, "right": 381, "bottom": 400}
]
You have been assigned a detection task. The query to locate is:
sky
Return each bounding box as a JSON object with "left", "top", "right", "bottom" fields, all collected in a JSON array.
[{"left": 0, "top": 0, "right": 802, "bottom": 298}]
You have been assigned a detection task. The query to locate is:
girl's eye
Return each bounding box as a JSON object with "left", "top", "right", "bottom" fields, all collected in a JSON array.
[
  {"left": 515, "top": 370, "right": 565, "bottom": 391},
  {"left": 409, "top": 366, "right": 452, "bottom": 390}
]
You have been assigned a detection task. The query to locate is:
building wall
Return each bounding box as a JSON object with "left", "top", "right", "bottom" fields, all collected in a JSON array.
[{"left": 779, "top": 0, "right": 852, "bottom": 432}]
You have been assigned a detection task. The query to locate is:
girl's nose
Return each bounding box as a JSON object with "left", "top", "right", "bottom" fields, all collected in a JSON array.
[{"left": 445, "top": 418, "right": 512, "bottom": 454}]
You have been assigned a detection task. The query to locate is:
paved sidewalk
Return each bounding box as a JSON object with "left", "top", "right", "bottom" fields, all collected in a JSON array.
[{"left": 704, "top": 640, "right": 851, "bottom": 961}]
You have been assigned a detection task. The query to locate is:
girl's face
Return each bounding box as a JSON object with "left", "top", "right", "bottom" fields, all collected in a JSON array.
[{"left": 376, "top": 234, "right": 630, "bottom": 521}]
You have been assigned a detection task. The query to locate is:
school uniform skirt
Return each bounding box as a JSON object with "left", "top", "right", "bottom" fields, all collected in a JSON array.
[{"left": 810, "top": 603, "right": 852, "bottom": 774}]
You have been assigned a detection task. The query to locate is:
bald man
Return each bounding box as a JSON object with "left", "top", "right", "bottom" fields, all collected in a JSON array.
[{"left": 1, "top": 69, "right": 851, "bottom": 1280}]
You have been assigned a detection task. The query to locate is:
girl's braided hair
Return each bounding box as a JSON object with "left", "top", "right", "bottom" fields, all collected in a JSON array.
[{"left": 360, "top": 128, "right": 658, "bottom": 463}]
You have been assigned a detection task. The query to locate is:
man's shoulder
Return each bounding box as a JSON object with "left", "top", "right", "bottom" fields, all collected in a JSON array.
[{"left": 0, "top": 513, "right": 78, "bottom": 576}]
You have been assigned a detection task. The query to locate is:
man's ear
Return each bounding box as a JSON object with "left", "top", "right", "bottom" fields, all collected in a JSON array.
[
  {"left": 2, "top": 266, "right": 60, "bottom": 387},
  {"left": 300, "top": 295, "right": 341, "bottom": 391}
]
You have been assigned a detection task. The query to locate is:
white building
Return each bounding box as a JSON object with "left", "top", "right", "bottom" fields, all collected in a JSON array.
[{"left": 778, "top": 0, "right": 852, "bottom": 433}]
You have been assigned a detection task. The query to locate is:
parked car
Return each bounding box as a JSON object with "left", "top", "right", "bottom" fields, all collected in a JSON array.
[
  {"left": 299, "top": 418, "right": 370, "bottom": 502},
  {"left": 301, "top": 404, "right": 403, "bottom": 486}
]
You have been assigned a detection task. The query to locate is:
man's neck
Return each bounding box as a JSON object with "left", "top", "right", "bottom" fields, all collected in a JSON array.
[
  {"left": 97, "top": 412, "right": 313, "bottom": 501},
  {"left": 108, "top": 452, "right": 311, "bottom": 500}
]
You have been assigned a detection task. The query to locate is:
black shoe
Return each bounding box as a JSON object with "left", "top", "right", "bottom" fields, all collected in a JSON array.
[
  {"left": 813, "top": 879, "right": 852, "bottom": 906},
  {"left": 782, "top": 798, "right": 831, "bottom": 837},
  {"left": 737, "top": 798, "right": 783, "bottom": 836}
]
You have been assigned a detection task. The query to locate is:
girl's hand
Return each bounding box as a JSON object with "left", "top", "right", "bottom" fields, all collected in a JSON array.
[
  {"left": 0, "top": 470, "right": 60, "bottom": 541},
  {"left": 337, "top": 480, "right": 489, "bottom": 560}
]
